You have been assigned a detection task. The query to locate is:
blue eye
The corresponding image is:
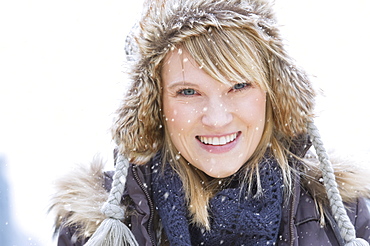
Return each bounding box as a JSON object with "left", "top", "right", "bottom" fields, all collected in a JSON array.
[
  {"left": 232, "top": 83, "right": 248, "bottom": 90},
  {"left": 180, "top": 88, "right": 196, "bottom": 95}
]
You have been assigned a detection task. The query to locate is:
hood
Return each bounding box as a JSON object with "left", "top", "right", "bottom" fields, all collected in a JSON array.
[{"left": 112, "top": 0, "right": 315, "bottom": 164}]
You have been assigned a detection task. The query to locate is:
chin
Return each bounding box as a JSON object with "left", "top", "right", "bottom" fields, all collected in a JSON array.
[{"left": 203, "top": 168, "right": 240, "bottom": 179}]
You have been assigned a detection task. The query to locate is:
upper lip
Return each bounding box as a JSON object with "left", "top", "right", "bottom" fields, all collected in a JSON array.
[{"left": 196, "top": 131, "right": 240, "bottom": 145}]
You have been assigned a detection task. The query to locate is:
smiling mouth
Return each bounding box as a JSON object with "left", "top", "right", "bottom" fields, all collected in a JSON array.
[{"left": 197, "top": 132, "right": 240, "bottom": 146}]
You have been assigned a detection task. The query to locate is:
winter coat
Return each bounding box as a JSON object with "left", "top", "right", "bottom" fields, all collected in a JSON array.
[
  {"left": 51, "top": 149, "right": 370, "bottom": 246},
  {"left": 50, "top": 1, "right": 370, "bottom": 244}
]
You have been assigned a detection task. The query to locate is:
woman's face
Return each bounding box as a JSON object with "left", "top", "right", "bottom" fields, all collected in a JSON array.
[{"left": 162, "top": 48, "right": 266, "bottom": 178}]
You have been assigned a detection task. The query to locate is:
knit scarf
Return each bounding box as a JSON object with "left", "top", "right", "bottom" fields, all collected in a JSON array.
[{"left": 151, "top": 156, "right": 283, "bottom": 246}]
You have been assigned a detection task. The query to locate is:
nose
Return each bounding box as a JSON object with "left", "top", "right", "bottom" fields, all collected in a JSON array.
[{"left": 201, "top": 97, "right": 233, "bottom": 128}]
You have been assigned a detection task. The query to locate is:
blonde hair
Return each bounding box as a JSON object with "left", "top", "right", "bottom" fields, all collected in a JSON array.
[
  {"left": 113, "top": 0, "right": 315, "bottom": 229},
  {"left": 159, "top": 27, "right": 294, "bottom": 229}
]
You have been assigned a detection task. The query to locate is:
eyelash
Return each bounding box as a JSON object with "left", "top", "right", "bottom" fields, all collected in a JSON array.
[
  {"left": 230, "top": 82, "right": 251, "bottom": 92},
  {"left": 176, "top": 88, "right": 198, "bottom": 96},
  {"left": 176, "top": 82, "right": 251, "bottom": 96}
]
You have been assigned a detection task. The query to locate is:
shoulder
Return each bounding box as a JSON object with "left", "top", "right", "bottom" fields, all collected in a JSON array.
[
  {"left": 300, "top": 150, "right": 370, "bottom": 205},
  {"left": 279, "top": 172, "right": 370, "bottom": 245},
  {"left": 49, "top": 157, "right": 112, "bottom": 240},
  {"left": 49, "top": 156, "right": 155, "bottom": 243},
  {"left": 290, "top": 151, "right": 370, "bottom": 243}
]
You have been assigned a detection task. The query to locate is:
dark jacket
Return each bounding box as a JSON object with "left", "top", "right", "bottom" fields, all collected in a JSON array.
[{"left": 54, "top": 156, "right": 370, "bottom": 246}]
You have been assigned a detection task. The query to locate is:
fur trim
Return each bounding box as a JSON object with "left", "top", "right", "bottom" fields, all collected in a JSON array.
[
  {"left": 49, "top": 158, "right": 109, "bottom": 240},
  {"left": 50, "top": 153, "right": 370, "bottom": 241},
  {"left": 302, "top": 151, "right": 370, "bottom": 206},
  {"left": 112, "top": 0, "right": 315, "bottom": 164}
]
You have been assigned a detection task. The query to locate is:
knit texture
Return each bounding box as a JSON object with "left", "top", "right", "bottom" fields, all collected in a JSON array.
[
  {"left": 152, "top": 157, "right": 283, "bottom": 246},
  {"left": 152, "top": 160, "right": 192, "bottom": 245}
]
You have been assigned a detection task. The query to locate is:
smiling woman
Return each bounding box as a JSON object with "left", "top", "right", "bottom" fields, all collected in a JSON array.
[
  {"left": 49, "top": 0, "right": 370, "bottom": 245},
  {"left": 162, "top": 47, "right": 266, "bottom": 178}
]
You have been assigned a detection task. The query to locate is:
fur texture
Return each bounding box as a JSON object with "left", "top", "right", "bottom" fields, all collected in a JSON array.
[
  {"left": 49, "top": 158, "right": 109, "bottom": 239},
  {"left": 302, "top": 151, "right": 370, "bottom": 207},
  {"left": 112, "top": 0, "right": 315, "bottom": 164},
  {"left": 49, "top": 154, "right": 370, "bottom": 241}
]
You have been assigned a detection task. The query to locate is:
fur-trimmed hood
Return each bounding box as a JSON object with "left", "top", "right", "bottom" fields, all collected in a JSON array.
[
  {"left": 49, "top": 154, "right": 370, "bottom": 241},
  {"left": 112, "top": 0, "right": 315, "bottom": 164}
]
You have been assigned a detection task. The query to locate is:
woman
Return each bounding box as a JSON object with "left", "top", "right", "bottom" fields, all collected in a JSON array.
[{"left": 50, "top": 0, "right": 370, "bottom": 245}]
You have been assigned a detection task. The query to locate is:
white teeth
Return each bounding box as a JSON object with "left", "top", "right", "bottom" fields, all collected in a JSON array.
[
  {"left": 219, "top": 136, "right": 226, "bottom": 145},
  {"left": 212, "top": 137, "right": 220, "bottom": 145},
  {"left": 199, "top": 133, "right": 237, "bottom": 146}
]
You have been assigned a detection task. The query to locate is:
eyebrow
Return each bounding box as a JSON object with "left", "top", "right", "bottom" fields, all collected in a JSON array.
[{"left": 166, "top": 81, "right": 199, "bottom": 90}]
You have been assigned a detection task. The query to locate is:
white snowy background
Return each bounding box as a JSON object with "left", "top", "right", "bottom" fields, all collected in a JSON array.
[{"left": 0, "top": 0, "right": 369, "bottom": 245}]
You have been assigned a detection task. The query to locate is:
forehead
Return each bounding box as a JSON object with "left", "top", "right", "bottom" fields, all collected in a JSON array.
[
  {"left": 162, "top": 48, "right": 197, "bottom": 76},
  {"left": 161, "top": 46, "right": 261, "bottom": 90},
  {"left": 162, "top": 46, "right": 233, "bottom": 88},
  {"left": 161, "top": 48, "right": 220, "bottom": 92},
  {"left": 162, "top": 47, "right": 185, "bottom": 66}
]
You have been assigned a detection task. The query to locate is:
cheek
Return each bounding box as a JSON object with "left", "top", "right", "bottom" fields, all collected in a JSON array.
[
  {"left": 163, "top": 101, "right": 198, "bottom": 135},
  {"left": 163, "top": 103, "right": 199, "bottom": 158},
  {"left": 236, "top": 92, "right": 267, "bottom": 126},
  {"left": 254, "top": 97, "right": 267, "bottom": 124}
]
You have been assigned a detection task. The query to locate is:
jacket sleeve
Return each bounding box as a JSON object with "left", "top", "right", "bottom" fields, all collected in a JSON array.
[
  {"left": 352, "top": 197, "right": 370, "bottom": 242},
  {"left": 56, "top": 225, "right": 88, "bottom": 246}
]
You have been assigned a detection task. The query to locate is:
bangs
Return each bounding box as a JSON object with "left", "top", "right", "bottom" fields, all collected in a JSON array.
[{"left": 182, "top": 27, "right": 269, "bottom": 91}]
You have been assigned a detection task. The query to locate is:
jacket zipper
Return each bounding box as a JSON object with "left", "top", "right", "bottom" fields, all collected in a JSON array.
[
  {"left": 132, "top": 165, "right": 156, "bottom": 246},
  {"left": 289, "top": 173, "right": 297, "bottom": 246}
]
